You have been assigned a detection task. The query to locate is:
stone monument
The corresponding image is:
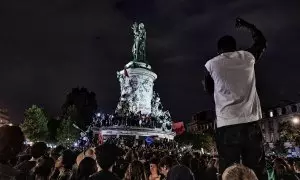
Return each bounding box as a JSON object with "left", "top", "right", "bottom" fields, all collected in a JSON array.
[
  {"left": 115, "top": 23, "right": 172, "bottom": 131},
  {"left": 116, "top": 23, "right": 157, "bottom": 115}
]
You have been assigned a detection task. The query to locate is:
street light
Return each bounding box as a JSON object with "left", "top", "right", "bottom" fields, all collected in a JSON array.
[{"left": 292, "top": 117, "right": 300, "bottom": 124}]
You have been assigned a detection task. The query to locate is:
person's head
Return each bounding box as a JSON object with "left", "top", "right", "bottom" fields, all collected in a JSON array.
[
  {"left": 159, "top": 156, "right": 177, "bottom": 177},
  {"left": 222, "top": 164, "right": 258, "bottom": 180},
  {"left": 207, "top": 158, "right": 218, "bottom": 169},
  {"left": 95, "top": 143, "right": 121, "bottom": 171},
  {"left": 166, "top": 165, "right": 194, "bottom": 180},
  {"left": 294, "top": 160, "right": 300, "bottom": 173},
  {"left": 274, "top": 163, "right": 287, "bottom": 177},
  {"left": 193, "top": 152, "right": 200, "bottom": 159},
  {"left": 149, "top": 157, "right": 160, "bottom": 175},
  {"left": 180, "top": 153, "right": 192, "bottom": 168},
  {"left": 60, "top": 149, "right": 76, "bottom": 170},
  {"left": 31, "top": 142, "right": 48, "bottom": 159},
  {"left": 85, "top": 148, "right": 96, "bottom": 158},
  {"left": 0, "top": 125, "right": 25, "bottom": 163},
  {"left": 34, "top": 156, "right": 55, "bottom": 180},
  {"left": 76, "top": 148, "right": 96, "bottom": 166},
  {"left": 273, "top": 157, "right": 291, "bottom": 170},
  {"left": 124, "top": 160, "right": 147, "bottom": 180},
  {"left": 124, "top": 149, "right": 134, "bottom": 162},
  {"left": 50, "top": 145, "right": 65, "bottom": 161},
  {"left": 76, "top": 157, "right": 98, "bottom": 179},
  {"left": 217, "top": 35, "right": 237, "bottom": 54},
  {"left": 190, "top": 158, "right": 199, "bottom": 173}
]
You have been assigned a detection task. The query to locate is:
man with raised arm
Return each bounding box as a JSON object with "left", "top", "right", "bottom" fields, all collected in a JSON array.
[{"left": 203, "top": 18, "right": 267, "bottom": 179}]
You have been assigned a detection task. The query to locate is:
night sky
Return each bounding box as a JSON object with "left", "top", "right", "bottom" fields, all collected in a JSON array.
[{"left": 0, "top": 0, "right": 300, "bottom": 123}]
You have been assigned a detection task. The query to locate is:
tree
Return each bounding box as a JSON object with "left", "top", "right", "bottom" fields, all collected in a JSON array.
[
  {"left": 62, "top": 87, "right": 97, "bottom": 130},
  {"left": 57, "top": 105, "right": 80, "bottom": 147},
  {"left": 174, "top": 132, "right": 193, "bottom": 145},
  {"left": 47, "top": 117, "right": 61, "bottom": 143},
  {"left": 279, "top": 120, "right": 300, "bottom": 145},
  {"left": 20, "top": 105, "right": 48, "bottom": 142},
  {"left": 197, "top": 133, "right": 216, "bottom": 153},
  {"left": 174, "top": 132, "right": 216, "bottom": 152}
]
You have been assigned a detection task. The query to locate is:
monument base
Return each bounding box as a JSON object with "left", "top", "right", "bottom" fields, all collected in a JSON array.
[{"left": 92, "top": 126, "right": 175, "bottom": 140}]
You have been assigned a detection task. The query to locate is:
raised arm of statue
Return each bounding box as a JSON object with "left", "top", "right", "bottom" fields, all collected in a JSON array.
[{"left": 132, "top": 23, "right": 138, "bottom": 36}]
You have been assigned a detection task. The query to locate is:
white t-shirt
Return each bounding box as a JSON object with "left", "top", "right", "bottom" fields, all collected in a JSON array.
[{"left": 205, "top": 50, "right": 262, "bottom": 128}]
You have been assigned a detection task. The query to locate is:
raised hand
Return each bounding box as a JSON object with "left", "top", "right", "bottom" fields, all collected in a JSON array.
[{"left": 236, "top": 17, "right": 254, "bottom": 29}]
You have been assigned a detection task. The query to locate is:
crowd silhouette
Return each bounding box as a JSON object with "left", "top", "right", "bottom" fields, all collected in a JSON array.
[{"left": 1, "top": 125, "right": 300, "bottom": 180}]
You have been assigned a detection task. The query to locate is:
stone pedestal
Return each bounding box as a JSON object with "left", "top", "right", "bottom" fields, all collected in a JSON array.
[{"left": 116, "top": 61, "right": 157, "bottom": 115}]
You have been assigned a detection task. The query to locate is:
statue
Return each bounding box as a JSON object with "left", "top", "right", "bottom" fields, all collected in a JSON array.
[{"left": 132, "top": 22, "right": 146, "bottom": 63}]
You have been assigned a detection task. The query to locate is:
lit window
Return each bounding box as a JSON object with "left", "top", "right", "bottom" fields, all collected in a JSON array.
[{"left": 269, "top": 111, "right": 273, "bottom": 117}]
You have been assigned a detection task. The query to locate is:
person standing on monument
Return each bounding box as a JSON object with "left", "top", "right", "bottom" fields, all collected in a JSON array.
[{"left": 203, "top": 18, "right": 267, "bottom": 179}]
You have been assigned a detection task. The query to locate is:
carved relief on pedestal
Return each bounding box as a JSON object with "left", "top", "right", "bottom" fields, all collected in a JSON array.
[{"left": 116, "top": 63, "right": 157, "bottom": 115}]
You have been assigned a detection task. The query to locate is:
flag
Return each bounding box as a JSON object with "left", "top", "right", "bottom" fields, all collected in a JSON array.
[
  {"left": 124, "top": 67, "right": 129, "bottom": 77},
  {"left": 145, "top": 136, "right": 154, "bottom": 145},
  {"left": 172, "top": 122, "right": 185, "bottom": 135}
]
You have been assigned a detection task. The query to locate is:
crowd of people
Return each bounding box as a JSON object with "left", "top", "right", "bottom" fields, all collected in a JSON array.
[
  {"left": 92, "top": 112, "right": 171, "bottom": 131},
  {"left": 1, "top": 125, "right": 300, "bottom": 180}
]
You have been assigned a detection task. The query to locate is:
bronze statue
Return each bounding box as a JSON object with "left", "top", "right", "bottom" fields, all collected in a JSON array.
[{"left": 132, "top": 22, "right": 146, "bottom": 63}]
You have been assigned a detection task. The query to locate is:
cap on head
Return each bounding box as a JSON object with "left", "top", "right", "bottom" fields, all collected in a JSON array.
[{"left": 218, "top": 35, "right": 236, "bottom": 54}]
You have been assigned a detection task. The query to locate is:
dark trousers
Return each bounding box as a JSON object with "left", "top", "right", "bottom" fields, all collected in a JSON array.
[{"left": 216, "top": 121, "right": 267, "bottom": 180}]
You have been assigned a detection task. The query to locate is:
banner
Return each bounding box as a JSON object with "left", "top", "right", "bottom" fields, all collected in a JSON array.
[{"left": 172, "top": 122, "right": 185, "bottom": 135}]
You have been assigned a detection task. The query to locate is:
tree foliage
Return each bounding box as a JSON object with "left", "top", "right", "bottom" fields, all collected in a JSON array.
[
  {"left": 191, "top": 133, "right": 216, "bottom": 152},
  {"left": 20, "top": 105, "right": 48, "bottom": 142},
  {"left": 62, "top": 87, "right": 97, "bottom": 130},
  {"left": 57, "top": 105, "right": 80, "bottom": 147},
  {"left": 47, "top": 118, "right": 61, "bottom": 143},
  {"left": 174, "top": 132, "right": 193, "bottom": 145},
  {"left": 279, "top": 120, "right": 300, "bottom": 145},
  {"left": 174, "top": 132, "right": 216, "bottom": 152}
]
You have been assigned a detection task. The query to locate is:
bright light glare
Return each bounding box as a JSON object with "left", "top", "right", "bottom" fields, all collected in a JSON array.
[
  {"left": 96, "top": 113, "right": 101, "bottom": 117},
  {"left": 269, "top": 111, "right": 273, "bottom": 117},
  {"left": 292, "top": 117, "right": 300, "bottom": 124}
]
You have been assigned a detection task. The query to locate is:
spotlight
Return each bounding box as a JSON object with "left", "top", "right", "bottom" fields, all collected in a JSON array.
[{"left": 292, "top": 117, "right": 300, "bottom": 124}]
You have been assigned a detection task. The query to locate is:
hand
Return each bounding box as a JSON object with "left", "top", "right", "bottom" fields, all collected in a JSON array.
[{"left": 235, "top": 17, "right": 254, "bottom": 29}]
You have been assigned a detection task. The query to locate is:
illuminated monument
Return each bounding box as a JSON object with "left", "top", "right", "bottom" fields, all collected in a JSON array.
[
  {"left": 95, "top": 23, "right": 174, "bottom": 139},
  {"left": 116, "top": 23, "right": 157, "bottom": 115},
  {"left": 115, "top": 23, "right": 171, "bottom": 123}
]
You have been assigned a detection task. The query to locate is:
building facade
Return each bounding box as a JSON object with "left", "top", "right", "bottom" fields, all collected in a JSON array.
[
  {"left": 261, "top": 103, "right": 300, "bottom": 145},
  {"left": 0, "top": 109, "right": 10, "bottom": 127},
  {"left": 187, "top": 110, "right": 215, "bottom": 134}
]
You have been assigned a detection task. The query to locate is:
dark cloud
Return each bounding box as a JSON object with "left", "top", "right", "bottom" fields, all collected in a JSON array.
[{"left": 0, "top": 0, "right": 299, "bottom": 122}]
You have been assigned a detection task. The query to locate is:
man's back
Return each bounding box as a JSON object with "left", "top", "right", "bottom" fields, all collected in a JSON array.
[{"left": 205, "top": 50, "right": 262, "bottom": 128}]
